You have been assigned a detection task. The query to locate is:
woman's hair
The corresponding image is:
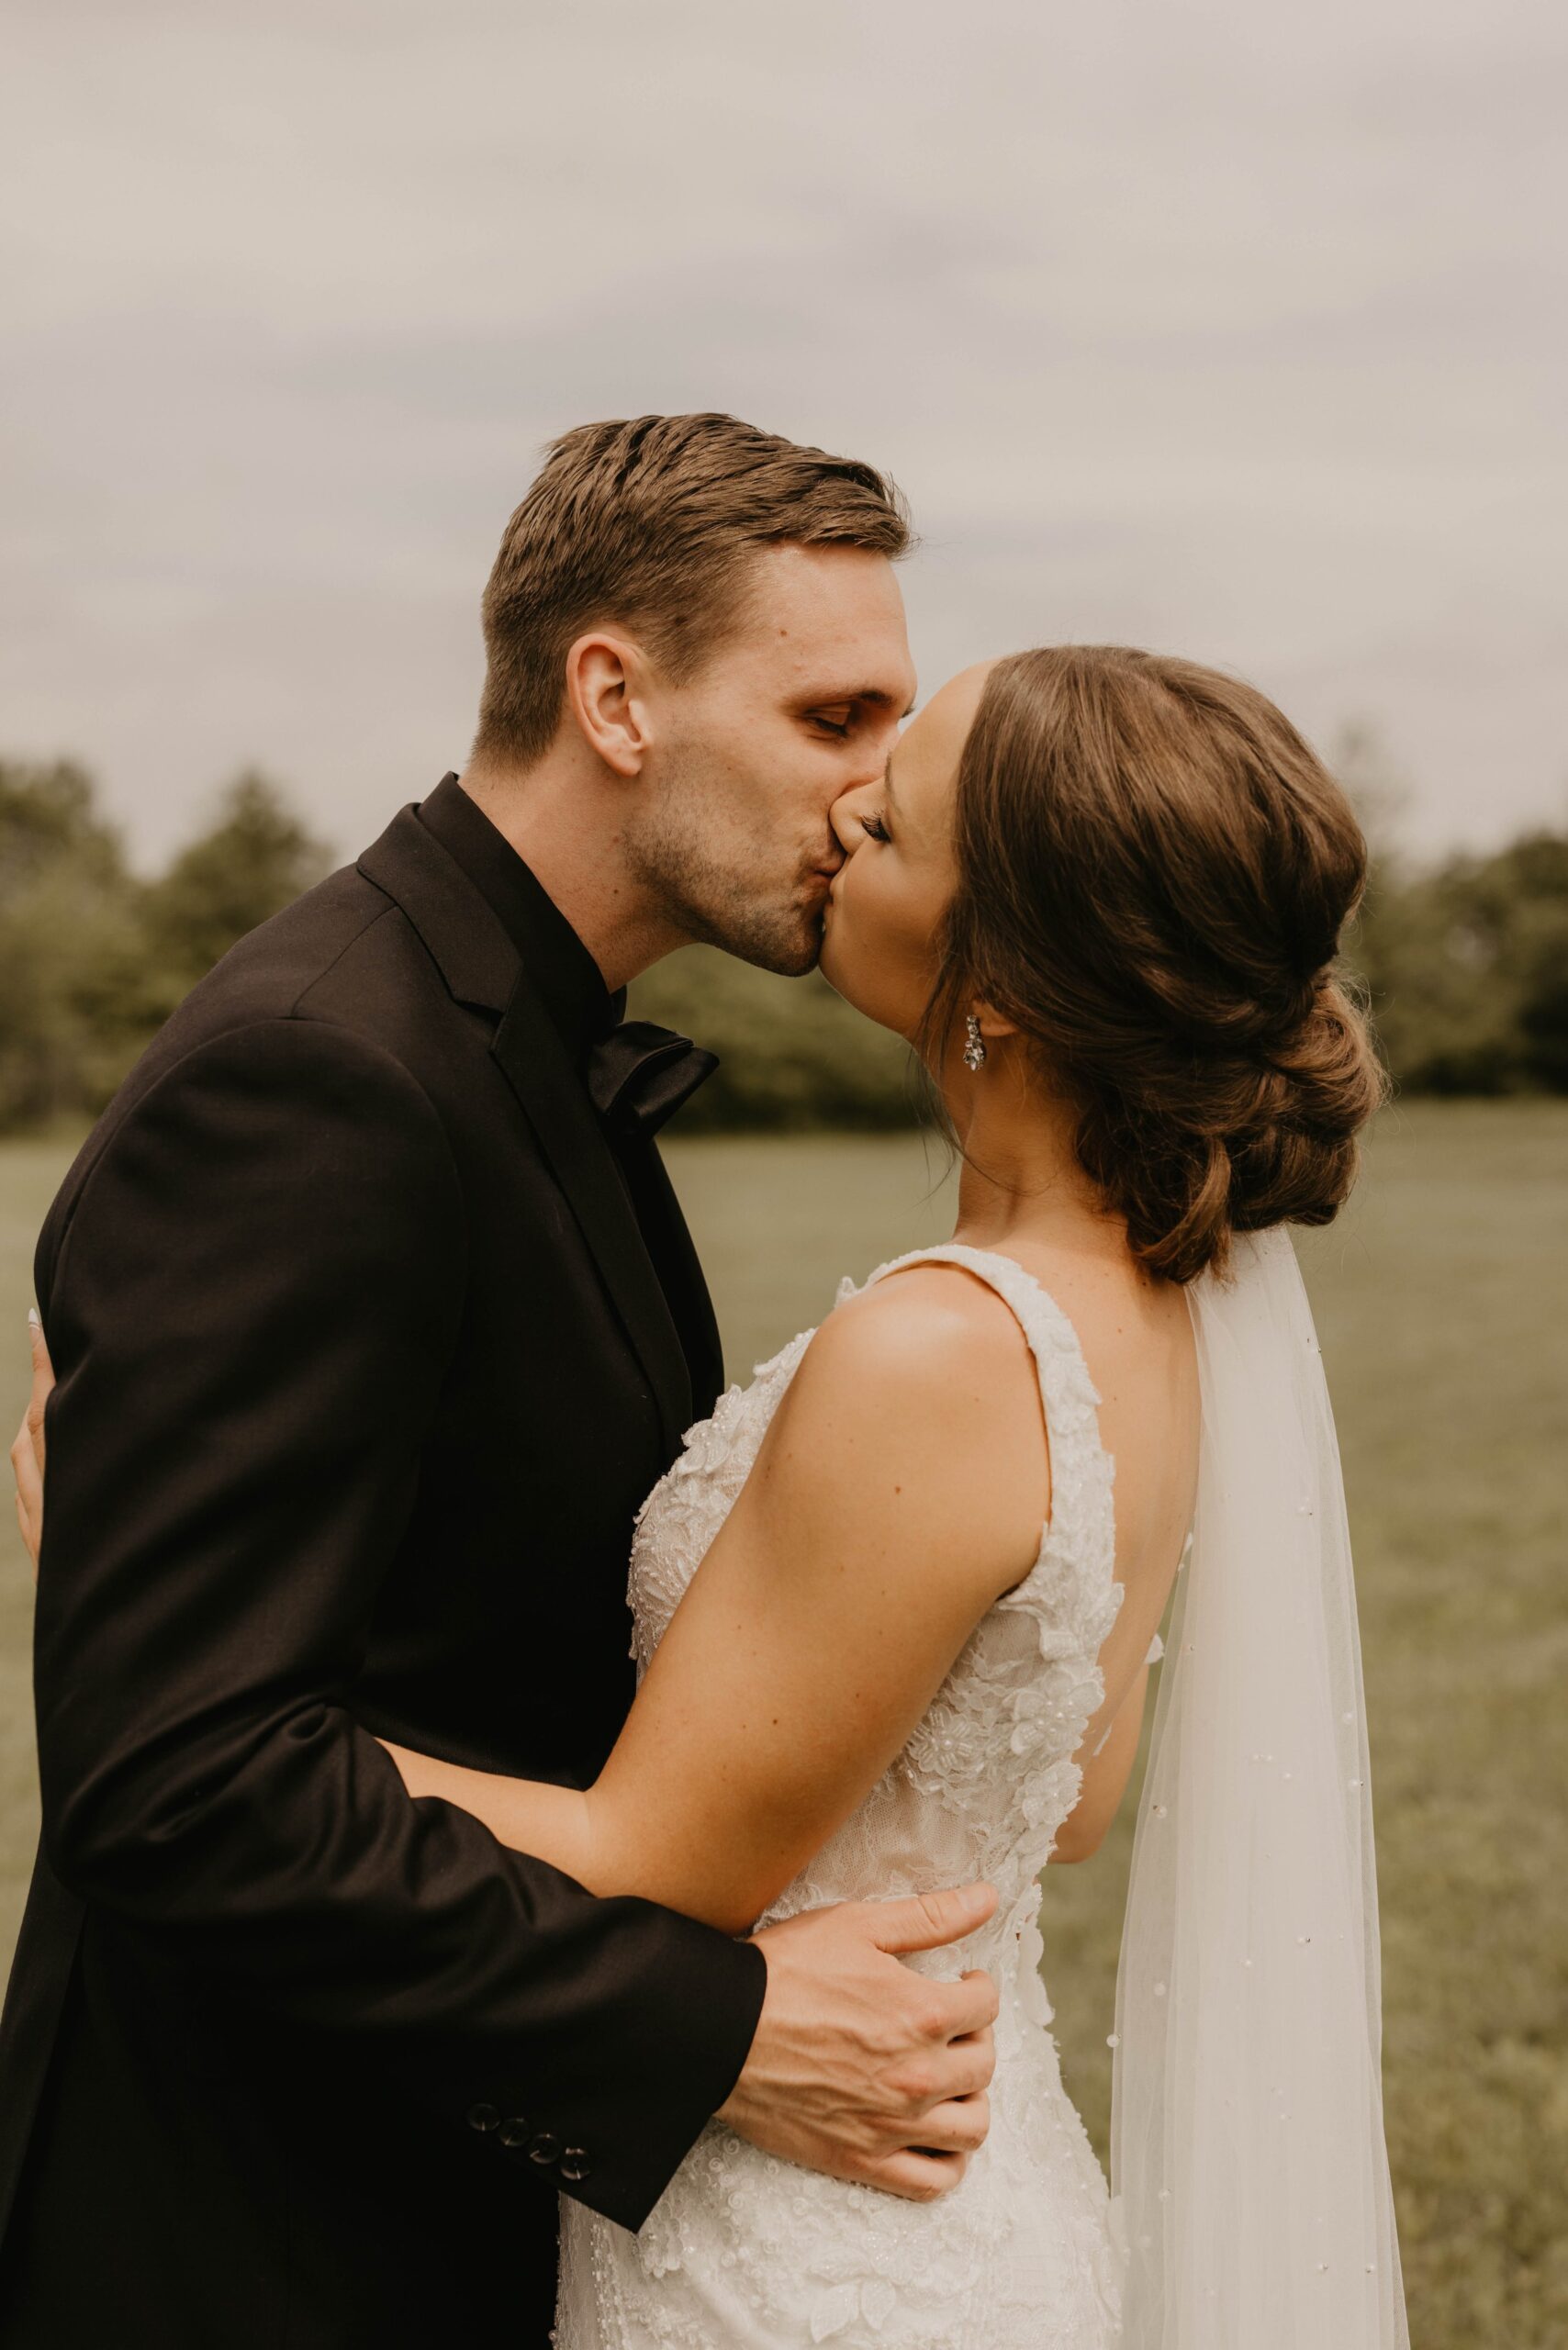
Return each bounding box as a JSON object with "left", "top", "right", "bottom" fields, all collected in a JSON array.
[{"left": 930, "top": 645, "right": 1385, "bottom": 1284}]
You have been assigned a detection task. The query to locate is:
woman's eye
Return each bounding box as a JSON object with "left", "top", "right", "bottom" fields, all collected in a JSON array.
[{"left": 859, "top": 812, "right": 890, "bottom": 844}]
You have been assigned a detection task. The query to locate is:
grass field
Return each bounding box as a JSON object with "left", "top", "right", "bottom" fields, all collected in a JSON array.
[{"left": 2, "top": 1104, "right": 1565, "bottom": 2344}]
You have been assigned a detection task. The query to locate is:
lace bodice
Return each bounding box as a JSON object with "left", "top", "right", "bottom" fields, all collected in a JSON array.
[
  {"left": 628, "top": 1246, "right": 1123, "bottom": 1959},
  {"left": 555, "top": 1246, "right": 1128, "bottom": 2349}
]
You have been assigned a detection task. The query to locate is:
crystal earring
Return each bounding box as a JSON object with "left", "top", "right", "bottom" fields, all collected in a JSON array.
[{"left": 962, "top": 1014, "right": 987, "bottom": 1072}]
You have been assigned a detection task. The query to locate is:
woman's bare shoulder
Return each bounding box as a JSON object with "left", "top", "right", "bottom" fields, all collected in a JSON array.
[
  {"left": 748, "top": 1261, "right": 1053, "bottom": 1609},
  {"left": 805, "top": 1259, "right": 1044, "bottom": 1418}
]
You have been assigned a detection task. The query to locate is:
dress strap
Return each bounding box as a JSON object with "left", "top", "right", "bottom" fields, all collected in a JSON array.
[{"left": 854, "top": 1243, "right": 1115, "bottom": 1577}]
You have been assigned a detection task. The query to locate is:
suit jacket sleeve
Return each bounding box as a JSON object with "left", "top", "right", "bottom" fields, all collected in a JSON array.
[{"left": 31, "top": 1013, "right": 765, "bottom": 2231}]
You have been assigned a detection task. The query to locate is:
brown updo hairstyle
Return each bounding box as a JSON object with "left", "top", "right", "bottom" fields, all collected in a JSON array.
[{"left": 929, "top": 646, "right": 1385, "bottom": 1283}]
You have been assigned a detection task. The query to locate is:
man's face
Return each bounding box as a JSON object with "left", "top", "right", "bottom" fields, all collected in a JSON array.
[{"left": 624, "top": 543, "right": 917, "bottom": 976}]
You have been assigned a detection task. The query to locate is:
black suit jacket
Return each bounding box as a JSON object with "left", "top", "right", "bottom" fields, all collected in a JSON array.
[{"left": 0, "top": 778, "right": 765, "bottom": 2348}]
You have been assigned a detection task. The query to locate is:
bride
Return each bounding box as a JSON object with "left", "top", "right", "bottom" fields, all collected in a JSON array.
[{"left": 14, "top": 644, "right": 1408, "bottom": 2348}]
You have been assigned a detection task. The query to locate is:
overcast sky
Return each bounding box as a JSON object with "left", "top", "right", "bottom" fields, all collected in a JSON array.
[{"left": 5, "top": 0, "right": 1564, "bottom": 867}]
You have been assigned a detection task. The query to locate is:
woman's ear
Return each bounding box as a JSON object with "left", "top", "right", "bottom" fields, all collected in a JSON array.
[
  {"left": 564, "top": 631, "right": 654, "bottom": 778},
  {"left": 972, "top": 1001, "right": 1021, "bottom": 1043}
]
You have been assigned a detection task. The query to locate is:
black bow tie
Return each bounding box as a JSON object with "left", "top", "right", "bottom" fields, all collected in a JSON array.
[{"left": 585, "top": 1020, "right": 719, "bottom": 1139}]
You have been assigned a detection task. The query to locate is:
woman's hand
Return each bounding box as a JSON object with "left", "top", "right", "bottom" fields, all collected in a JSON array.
[{"left": 10, "top": 1311, "right": 53, "bottom": 1580}]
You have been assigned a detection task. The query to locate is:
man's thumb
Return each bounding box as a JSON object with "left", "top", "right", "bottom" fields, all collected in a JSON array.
[{"left": 870, "top": 1882, "right": 998, "bottom": 1955}]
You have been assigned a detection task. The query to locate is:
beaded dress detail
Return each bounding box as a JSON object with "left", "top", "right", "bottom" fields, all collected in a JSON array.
[{"left": 554, "top": 1246, "right": 1127, "bottom": 2350}]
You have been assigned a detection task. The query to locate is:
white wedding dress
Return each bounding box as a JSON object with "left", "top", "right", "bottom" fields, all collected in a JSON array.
[{"left": 555, "top": 1244, "right": 1130, "bottom": 2350}]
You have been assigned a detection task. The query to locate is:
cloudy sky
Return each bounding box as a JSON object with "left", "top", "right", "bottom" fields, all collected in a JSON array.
[{"left": 6, "top": 0, "right": 1564, "bottom": 866}]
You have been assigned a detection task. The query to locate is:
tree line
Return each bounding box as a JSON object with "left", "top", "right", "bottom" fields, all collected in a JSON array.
[
  {"left": 0, "top": 759, "right": 331, "bottom": 1131},
  {"left": 3, "top": 754, "right": 1565, "bottom": 1136}
]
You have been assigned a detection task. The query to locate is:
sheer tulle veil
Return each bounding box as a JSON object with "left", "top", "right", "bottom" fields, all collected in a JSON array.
[{"left": 1110, "top": 1227, "right": 1409, "bottom": 2347}]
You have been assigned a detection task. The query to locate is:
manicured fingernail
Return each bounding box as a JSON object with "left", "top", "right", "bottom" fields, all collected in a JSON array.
[{"left": 27, "top": 1308, "right": 39, "bottom": 1329}]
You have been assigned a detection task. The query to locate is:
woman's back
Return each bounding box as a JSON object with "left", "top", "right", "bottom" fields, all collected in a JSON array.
[{"left": 992, "top": 1230, "right": 1199, "bottom": 1675}]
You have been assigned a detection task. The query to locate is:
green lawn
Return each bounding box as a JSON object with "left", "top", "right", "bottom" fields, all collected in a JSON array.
[{"left": 2, "top": 1104, "right": 1565, "bottom": 2344}]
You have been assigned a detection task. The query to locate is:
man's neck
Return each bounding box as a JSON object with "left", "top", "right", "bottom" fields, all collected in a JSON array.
[{"left": 456, "top": 757, "right": 689, "bottom": 993}]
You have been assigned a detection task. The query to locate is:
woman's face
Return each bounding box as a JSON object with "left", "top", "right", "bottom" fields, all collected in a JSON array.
[{"left": 818, "top": 662, "right": 992, "bottom": 1042}]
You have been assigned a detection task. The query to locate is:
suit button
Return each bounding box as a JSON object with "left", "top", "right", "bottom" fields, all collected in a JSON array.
[
  {"left": 498, "top": 2114, "right": 532, "bottom": 2149},
  {"left": 560, "top": 2147, "right": 592, "bottom": 2183},
  {"left": 466, "top": 2103, "right": 500, "bottom": 2134},
  {"left": 527, "top": 2132, "right": 563, "bottom": 2166}
]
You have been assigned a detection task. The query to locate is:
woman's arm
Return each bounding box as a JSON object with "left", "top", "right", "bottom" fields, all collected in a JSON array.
[
  {"left": 388, "top": 1270, "right": 1179, "bottom": 1930},
  {"left": 381, "top": 1742, "right": 599, "bottom": 1883},
  {"left": 11, "top": 1310, "right": 49, "bottom": 1578},
  {"left": 18, "top": 1259, "right": 1170, "bottom": 1898},
  {"left": 384, "top": 1270, "right": 1061, "bottom": 1937},
  {"left": 388, "top": 1584, "right": 1161, "bottom": 1886}
]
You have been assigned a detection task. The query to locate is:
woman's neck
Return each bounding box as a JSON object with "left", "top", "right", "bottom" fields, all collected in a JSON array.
[{"left": 945, "top": 1045, "right": 1128, "bottom": 1267}]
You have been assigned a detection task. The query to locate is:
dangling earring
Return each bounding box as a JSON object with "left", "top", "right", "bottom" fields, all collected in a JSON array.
[{"left": 962, "top": 1013, "right": 987, "bottom": 1072}]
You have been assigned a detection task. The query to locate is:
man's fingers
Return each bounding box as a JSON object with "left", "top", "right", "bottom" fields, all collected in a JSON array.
[
  {"left": 935, "top": 1967, "right": 1000, "bottom": 2041},
  {"left": 904, "top": 2092, "right": 991, "bottom": 2158},
  {"left": 868, "top": 1883, "right": 998, "bottom": 1957},
  {"left": 10, "top": 1422, "right": 39, "bottom": 1513},
  {"left": 921, "top": 2031, "right": 994, "bottom": 2105},
  {"left": 26, "top": 1310, "right": 53, "bottom": 1464},
  {"left": 889, "top": 1973, "right": 997, "bottom": 2064},
  {"left": 857, "top": 2148, "right": 967, "bottom": 2203},
  {"left": 13, "top": 1479, "right": 38, "bottom": 1583}
]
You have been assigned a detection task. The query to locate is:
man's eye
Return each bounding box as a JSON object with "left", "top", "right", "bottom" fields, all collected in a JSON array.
[
  {"left": 859, "top": 812, "right": 890, "bottom": 844},
  {"left": 811, "top": 712, "right": 852, "bottom": 738}
]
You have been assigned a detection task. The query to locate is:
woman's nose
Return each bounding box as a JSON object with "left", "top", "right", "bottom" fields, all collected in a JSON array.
[{"left": 829, "top": 788, "right": 869, "bottom": 856}]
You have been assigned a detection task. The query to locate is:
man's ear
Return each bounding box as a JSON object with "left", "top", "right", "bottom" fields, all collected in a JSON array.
[{"left": 564, "top": 631, "right": 654, "bottom": 778}]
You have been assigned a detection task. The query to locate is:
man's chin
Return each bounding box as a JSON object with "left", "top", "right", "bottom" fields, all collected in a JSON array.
[
  {"left": 752, "top": 934, "right": 821, "bottom": 981},
  {"left": 705, "top": 902, "right": 823, "bottom": 979}
]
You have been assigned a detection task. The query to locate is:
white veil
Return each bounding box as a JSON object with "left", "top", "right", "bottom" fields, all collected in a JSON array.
[{"left": 1110, "top": 1227, "right": 1408, "bottom": 2347}]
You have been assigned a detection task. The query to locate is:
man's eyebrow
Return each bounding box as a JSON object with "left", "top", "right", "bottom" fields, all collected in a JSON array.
[
  {"left": 803, "top": 684, "right": 916, "bottom": 716},
  {"left": 860, "top": 687, "right": 920, "bottom": 720}
]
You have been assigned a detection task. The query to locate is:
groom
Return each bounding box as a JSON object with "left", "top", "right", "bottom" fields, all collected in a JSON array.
[{"left": 0, "top": 415, "right": 998, "bottom": 2346}]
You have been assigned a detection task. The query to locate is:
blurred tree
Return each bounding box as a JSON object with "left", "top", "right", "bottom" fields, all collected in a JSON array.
[
  {"left": 0, "top": 760, "right": 144, "bottom": 1127},
  {"left": 1354, "top": 834, "right": 1568, "bottom": 1095},
  {"left": 5, "top": 746, "right": 1568, "bottom": 1136},
  {"left": 134, "top": 770, "right": 332, "bottom": 1023},
  {"left": 0, "top": 764, "right": 334, "bottom": 1133}
]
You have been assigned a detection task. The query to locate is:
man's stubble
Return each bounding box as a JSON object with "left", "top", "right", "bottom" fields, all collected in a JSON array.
[{"left": 624, "top": 738, "right": 825, "bottom": 981}]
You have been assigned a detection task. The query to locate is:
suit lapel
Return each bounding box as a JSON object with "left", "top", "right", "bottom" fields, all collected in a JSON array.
[
  {"left": 360, "top": 808, "right": 694, "bottom": 1456},
  {"left": 488, "top": 983, "right": 694, "bottom": 1453},
  {"left": 359, "top": 807, "right": 518, "bottom": 1015},
  {"left": 625, "top": 1142, "right": 724, "bottom": 1420}
]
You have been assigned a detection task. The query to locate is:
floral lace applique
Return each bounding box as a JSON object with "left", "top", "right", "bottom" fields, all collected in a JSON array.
[{"left": 554, "top": 1246, "right": 1126, "bottom": 2350}]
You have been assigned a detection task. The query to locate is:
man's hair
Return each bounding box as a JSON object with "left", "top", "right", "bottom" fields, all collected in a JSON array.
[{"left": 473, "top": 413, "right": 912, "bottom": 767}]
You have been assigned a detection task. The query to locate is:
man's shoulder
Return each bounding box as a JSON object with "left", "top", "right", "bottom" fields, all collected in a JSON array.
[
  {"left": 140, "top": 856, "right": 480, "bottom": 1080},
  {"left": 42, "top": 865, "right": 489, "bottom": 1239},
  {"left": 185, "top": 860, "right": 416, "bottom": 1026}
]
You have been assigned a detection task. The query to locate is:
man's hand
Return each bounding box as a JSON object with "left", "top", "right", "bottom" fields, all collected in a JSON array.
[
  {"left": 717, "top": 1882, "right": 1000, "bottom": 2201},
  {"left": 10, "top": 1309, "right": 51, "bottom": 1581}
]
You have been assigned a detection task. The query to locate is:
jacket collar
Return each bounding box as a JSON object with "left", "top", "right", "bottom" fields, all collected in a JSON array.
[
  {"left": 414, "top": 773, "right": 619, "bottom": 1062},
  {"left": 357, "top": 798, "right": 694, "bottom": 1453},
  {"left": 357, "top": 798, "right": 518, "bottom": 1016}
]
